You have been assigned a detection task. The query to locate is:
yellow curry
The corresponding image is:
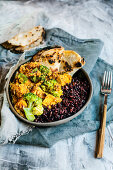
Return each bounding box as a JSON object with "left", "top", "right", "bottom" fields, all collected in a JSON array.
[{"left": 10, "top": 62, "right": 72, "bottom": 121}]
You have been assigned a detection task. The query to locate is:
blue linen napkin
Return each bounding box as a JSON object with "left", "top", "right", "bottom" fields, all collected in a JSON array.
[
  {"left": 2, "top": 28, "right": 112, "bottom": 147},
  {"left": 13, "top": 28, "right": 113, "bottom": 148}
]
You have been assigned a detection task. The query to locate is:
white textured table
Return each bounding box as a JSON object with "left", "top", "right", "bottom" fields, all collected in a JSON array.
[{"left": 0, "top": 1, "right": 113, "bottom": 169}]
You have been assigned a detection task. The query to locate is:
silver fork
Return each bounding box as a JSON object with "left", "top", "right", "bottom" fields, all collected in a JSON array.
[{"left": 96, "top": 71, "right": 112, "bottom": 158}]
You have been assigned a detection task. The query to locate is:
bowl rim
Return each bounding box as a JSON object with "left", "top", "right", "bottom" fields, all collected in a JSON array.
[{"left": 6, "top": 58, "right": 93, "bottom": 127}]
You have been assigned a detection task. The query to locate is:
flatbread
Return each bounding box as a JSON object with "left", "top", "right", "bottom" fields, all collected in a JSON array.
[
  {"left": 8, "top": 26, "right": 45, "bottom": 47},
  {"left": 1, "top": 26, "right": 45, "bottom": 53},
  {"left": 13, "top": 37, "right": 44, "bottom": 53},
  {"left": 59, "top": 50, "right": 85, "bottom": 76},
  {"left": 32, "top": 46, "right": 64, "bottom": 71}
]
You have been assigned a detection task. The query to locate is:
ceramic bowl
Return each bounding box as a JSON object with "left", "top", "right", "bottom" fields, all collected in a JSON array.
[{"left": 6, "top": 58, "right": 93, "bottom": 126}]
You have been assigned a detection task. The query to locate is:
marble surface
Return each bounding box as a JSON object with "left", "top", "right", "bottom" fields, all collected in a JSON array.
[{"left": 0, "top": 0, "right": 113, "bottom": 169}]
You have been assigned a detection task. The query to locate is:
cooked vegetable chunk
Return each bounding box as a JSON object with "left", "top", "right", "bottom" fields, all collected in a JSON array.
[
  {"left": 31, "top": 85, "right": 46, "bottom": 99},
  {"left": 14, "top": 99, "right": 27, "bottom": 118},
  {"left": 23, "top": 93, "right": 43, "bottom": 121},
  {"left": 19, "top": 62, "right": 40, "bottom": 76},
  {"left": 39, "top": 65, "right": 51, "bottom": 75},
  {"left": 24, "top": 93, "right": 42, "bottom": 107},
  {"left": 10, "top": 82, "right": 29, "bottom": 98},
  {"left": 51, "top": 90, "right": 63, "bottom": 97},
  {"left": 23, "top": 108, "right": 35, "bottom": 121},
  {"left": 57, "top": 73, "right": 72, "bottom": 86},
  {"left": 42, "top": 79, "right": 63, "bottom": 97},
  {"left": 42, "top": 94, "right": 62, "bottom": 107},
  {"left": 17, "top": 73, "right": 28, "bottom": 84},
  {"left": 32, "top": 105, "right": 43, "bottom": 116}
]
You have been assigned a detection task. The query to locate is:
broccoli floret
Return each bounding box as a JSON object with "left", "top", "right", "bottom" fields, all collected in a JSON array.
[
  {"left": 23, "top": 93, "right": 43, "bottom": 121},
  {"left": 32, "top": 67, "right": 38, "bottom": 73},
  {"left": 31, "top": 74, "right": 46, "bottom": 83},
  {"left": 32, "top": 105, "right": 43, "bottom": 116},
  {"left": 51, "top": 90, "right": 63, "bottom": 97},
  {"left": 18, "top": 73, "right": 28, "bottom": 83},
  {"left": 30, "top": 67, "right": 48, "bottom": 83},
  {"left": 29, "top": 68, "right": 41, "bottom": 83},
  {"left": 41, "top": 79, "right": 63, "bottom": 97},
  {"left": 23, "top": 108, "right": 35, "bottom": 121},
  {"left": 30, "top": 76, "right": 38, "bottom": 83},
  {"left": 39, "top": 65, "right": 50, "bottom": 75},
  {"left": 24, "top": 93, "right": 41, "bottom": 107},
  {"left": 40, "top": 75, "right": 46, "bottom": 82},
  {"left": 44, "top": 79, "right": 57, "bottom": 91},
  {"left": 31, "top": 65, "right": 51, "bottom": 83}
]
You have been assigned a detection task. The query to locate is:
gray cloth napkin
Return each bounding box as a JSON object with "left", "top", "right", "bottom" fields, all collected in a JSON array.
[{"left": 0, "top": 28, "right": 107, "bottom": 147}]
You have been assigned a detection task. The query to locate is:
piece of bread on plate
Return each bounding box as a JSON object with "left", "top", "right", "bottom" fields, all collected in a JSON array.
[
  {"left": 32, "top": 46, "right": 64, "bottom": 71},
  {"left": 32, "top": 47, "right": 85, "bottom": 74},
  {"left": 59, "top": 50, "right": 85, "bottom": 76}
]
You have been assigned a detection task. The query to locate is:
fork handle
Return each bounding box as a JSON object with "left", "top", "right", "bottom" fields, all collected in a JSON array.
[{"left": 96, "top": 94, "right": 107, "bottom": 158}]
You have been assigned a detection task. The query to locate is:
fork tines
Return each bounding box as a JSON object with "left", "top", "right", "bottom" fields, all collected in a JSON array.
[{"left": 101, "top": 71, "right": 112, "bottom": 93}]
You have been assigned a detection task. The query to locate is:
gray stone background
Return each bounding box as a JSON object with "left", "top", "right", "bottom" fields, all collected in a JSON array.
[{"left": 0, "top": 0, "right": 113, "bottom": 169}]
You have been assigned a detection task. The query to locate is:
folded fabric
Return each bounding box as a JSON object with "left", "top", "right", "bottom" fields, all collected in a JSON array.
[{"left": 0, "top": 28, "right": 106, "bottom": 147}]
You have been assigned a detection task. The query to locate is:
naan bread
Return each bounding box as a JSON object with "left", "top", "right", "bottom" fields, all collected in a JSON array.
[
  {"left": 59, "top": 50, "right": 85, "bottom": 76},
  {"left": 8, "top": 26, "right": 45, "bottom": 47},
  {"left": 1, "top": 26, "right": 45, "bottom": 53},
  {"left": 12, "top": 37, "right": 44, "bottom": 53},
  {"left": 32, "top": 46, "right": 64, "bottom": 71}
]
